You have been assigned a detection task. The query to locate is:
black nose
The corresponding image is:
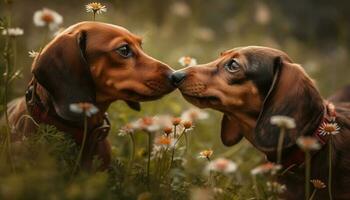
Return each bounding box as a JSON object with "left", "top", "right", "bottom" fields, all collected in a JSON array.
[{"left": 170, "top": 71, "right": 186, "bottom": 86}]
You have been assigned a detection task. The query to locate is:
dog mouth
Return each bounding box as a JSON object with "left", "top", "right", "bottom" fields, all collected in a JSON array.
[
  {"left": 181, "top": 92, "right": 221, "bottom": 108},
  {"left": 183, "top": 94, "right": 219, "bottom": 101},
  {"left": 122, "top": 89, "right": 165, "bottom": 101}
]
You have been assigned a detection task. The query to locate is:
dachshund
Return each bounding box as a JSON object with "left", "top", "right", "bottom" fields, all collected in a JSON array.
[
  {"left": 171, "top": 46, "right": 350, "bottom": 199},
  {"left": 1, "top": 21, "right": 175, "bottom": 170}
]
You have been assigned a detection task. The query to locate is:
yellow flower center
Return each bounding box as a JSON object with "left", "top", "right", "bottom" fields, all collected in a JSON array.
[
  {"left": 78, "top": 103, "right": 93, "bottom": 111},
  {"left": 183, "top": 121, "right": 192, "bottom": 129},
  {"left": 183, "top": 57, "right": 192, "bottom": 65},
  {"left": 41, "top": 12, "right": 54, "bottom": 23},
  {"left": 201, "top": 150, "right": 213, "bottom": 158},
  {"left": 323, "top": 124, "right": 336, "bottom": 132},
  {"left": 215, "top": 160, "right": 229, "bottom": 171},
  {"left": 155, "top": 136, "right": 171, "bottom": 145},
  {"left": 88, "top": 3, "right": 103, "bottom": 11}
]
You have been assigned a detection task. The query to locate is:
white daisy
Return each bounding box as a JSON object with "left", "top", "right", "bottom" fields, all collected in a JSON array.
[
  {"left": 205, "top": 158, "right": 237, "bottom": 174},
  {"left": 154, "top": 135, "right": 176, "bottom": 149},
  {"left": 310, "top": 179, "right": 326, "bottom": 189},
  {"left": 85, "top": 2, "right": 107, "bottom": 15},
  {"left": 250, "top": 162, "right": 282, "bottom": 175},
  {"left": 318, "top": 122, "right": 340, "bottom": 136},
  {"left": 270, "top": 115, "right": 296, "bottom": 129},
  {"left": 69, "top": 102, "right": 99, "bottom": 117},
  {"left": 181, "top": 108, "right": 209, "bottom": 122},
  {"left": 198, "top": 149, "right": 213, "bottom": 160},
  {"left": 266, "top": 181, "right": 287, "bottom": 194},
  {"left": 296, "top": 136, "right": 321, "bottom": 151},
  {"left": 182, "top": 120, "right": 194, "bottom": 132},
  {"left": 2, "top": 27, "right": 23, "bottom": 36},
  {"left": 178, "top": 56, "right": 197, "bottom": 67},
  {"left": 118, "top": 124, "right": 134, "bottom": 136},
  {"left": 33, "top": 8, "right": 63, "bottom": 31},
  {"left": 170, "top": 2, "right": 191, "bottom": 18}
]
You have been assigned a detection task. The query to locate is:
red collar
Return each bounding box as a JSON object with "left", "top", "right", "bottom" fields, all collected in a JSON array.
[
  {"left": 25, "top": 80, "right": 110, "bottom": 144},
  {"left": 281, "top": 101, "right": 337, "bottom": 169}
]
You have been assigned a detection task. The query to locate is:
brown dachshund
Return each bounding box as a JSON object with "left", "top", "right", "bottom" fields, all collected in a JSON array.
[
  {"left": 171, "top": 46, "right": 350, "bottom": 199},
  {"left": 2, "top": 21, "right": 174, "bottom": 169}
]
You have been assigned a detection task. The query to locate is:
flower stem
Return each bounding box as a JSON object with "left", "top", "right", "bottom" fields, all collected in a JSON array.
[
  {"left": 1, "top": 20, "right": 15, "bottom": 173},
  {"left": 305, "top": 151, "right": 311, "bottom": 200},
  {"left": 93, "top": 12, "right": 96, "bottom": 21},
  {"left": 169, "top": 129, "right": 185, "bottom": 169},
  {"left": 309, "top": 189, "right": 317, "bottom": 200},
  {"left": 252, "top": 175, "right": 261, "bottom": 200},
  {"left": 184, "top": 132, "right": 188, "bottom": 155},
  {"left": 72, "top": 115, "right": 88, "bottom": 176},
  {"left": 129, "top": 133, "right": 136, "bottom": 166},
  {"left": 147, "top": 132, "right": 152, "bottom": 187},
  {"left": 328, "top": 136, "right": 333, "bottom": 200},
  {"left": 277, "top": 128, "right": 286, "bottom": 164},
  {"left": 126, "top": 133, "right": 136, "bottom": 177}
]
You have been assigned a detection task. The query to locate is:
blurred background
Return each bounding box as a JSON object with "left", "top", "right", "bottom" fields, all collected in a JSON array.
[
  {"left": 2, "top": 0, "right": 350, "bottom": 155},
  {"left": 1, "top": 0, "right": 350, "bottom": 199}
]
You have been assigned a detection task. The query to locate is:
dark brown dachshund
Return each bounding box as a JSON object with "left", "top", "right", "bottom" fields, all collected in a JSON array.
[
  {"left": 171, "top": 46, "right": 350, "bottom": 199},
  {"left": 2, "top": 22, "right": 174, "bottom": 169}
]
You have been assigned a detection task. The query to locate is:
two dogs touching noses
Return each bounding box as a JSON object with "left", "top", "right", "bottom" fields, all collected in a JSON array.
[{"left": 4, "top": 22, "right": 350, "bottom": 199}]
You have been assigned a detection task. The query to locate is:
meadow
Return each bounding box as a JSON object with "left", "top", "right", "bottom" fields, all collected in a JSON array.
[{"left": 1, "top": 1, "right": 350, "bottom": 199}]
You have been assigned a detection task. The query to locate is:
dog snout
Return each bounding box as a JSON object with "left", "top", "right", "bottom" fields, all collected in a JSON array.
[{"left": 170, "top": 71, "right": 187, "bottom": 87}]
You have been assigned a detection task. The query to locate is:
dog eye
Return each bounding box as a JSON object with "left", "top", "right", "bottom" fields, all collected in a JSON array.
[
  {"left": 116, "top": 45, "right": 134, "bottom": 58},
  {"left": 224, "top": 58, "right": 240, "bottom": 72}
]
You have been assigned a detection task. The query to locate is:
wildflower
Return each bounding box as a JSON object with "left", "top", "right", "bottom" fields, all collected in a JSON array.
[
  {"left": 85, "top": 2, "right": 107, "bottom": 14},
  {"left": 181, "top": 108, "right": 209, "bottom": 122},
  {"left": 250, "top": 162, "right": 282, "bottom": 175},
  {"left": 266, "top": 181, "right": 287, "bottom": 194},
  {"left": 2, "top": 27, "right": 23, "bottom": 36},
  {"left": 170, "top": 1, "right": 191, "bottom": 18},
  {"left": 154, "top": 135, "right": 175, "bottom": 149},
  {"left": 270, "top": 115, "right": 296, "bottom": 129},
  {"left": 178, "top": 56, "right": 197, "bottom": 67},
  {"left": 69, "top": 102, "right": 99, "bottom": 117},
  {"left": 163, "top": 126, "right": 173, "bottom": 136},
  {"left": 182, "top": 120, "right": 194, "bottom": 132},
  {"left": 296, "top": 136, "right": 321, "bottom": 151},
  {"left": 172, "top": 117, "right": 182, "bottom": 126},
  {"left": 118, "top": 124, "right": 134, "bottom": 136},
  {"left": 153, "top": 115, "right": 173, "bottom": 129},
  {"left": 28, "top": 50, "right": 39, "bottom": 58},
  {"left": 33, "top": 8, "right": 63, "bottom": 30},
  {"left": 130, "top": 115, "right": 173, "bottom": 133},
  {"left": 310, "top": 179, "right": 326, "bottom": 189},
  {"left": 131, "top": 117, "right": 157, "bottom": 132},
  {"left": 319, "top": 122, "right": 340, "bottom": 136},
  {"left": 198, "top": 149, "right": 213, "bottom": 161},
  {"left": 255, "top": 2, "right": 271, "bottom": 25},
  {"left": 205, "top": 158, "right": 237, "bottom": 174}
]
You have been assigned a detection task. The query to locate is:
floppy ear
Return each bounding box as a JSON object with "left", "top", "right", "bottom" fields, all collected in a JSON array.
[
  {"left": 221, "top": 114, "right": 244, "bottom": 146},
  {"left": 125, "top": 100, "right": 141, "bottom": 111},
  {"left": 32, "top": 30, "right": 96, "bottom": 122},
  {"left": 253, "top": 57, "right": 323, "bottom": 152}
]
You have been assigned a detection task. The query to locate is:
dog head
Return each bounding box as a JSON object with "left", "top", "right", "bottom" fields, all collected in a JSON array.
[
  {"left": 173, "top": 46, "right": 323, "bottom": 152},
  {"left": 32, "top": 21, "right": 174, "bottom": 122}
]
